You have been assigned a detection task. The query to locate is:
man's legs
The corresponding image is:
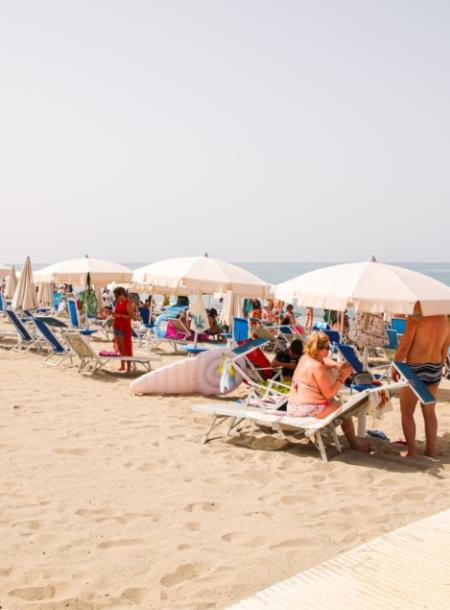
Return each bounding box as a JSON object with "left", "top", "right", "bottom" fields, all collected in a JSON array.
[
  {"left": 400, "top": 386, "right": 418, "bottom": 457},
  {"left": 421, "top": 382, "right": 440, "bottom": 459}
]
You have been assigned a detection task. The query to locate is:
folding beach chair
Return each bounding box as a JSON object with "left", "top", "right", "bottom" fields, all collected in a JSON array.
[
  {"left": 32, "top": 318, "right": 73, "bottom": 366},
  {"left": 5, "top": 309, "right": 44, "bottom": 351},
  {"left": 221, "top": 338, "right": 290, "bottom": 408},
  {"left": 64, "top": 331, "right": 156, "bottom": 374},
  {"left": 193, "top": 379, "right": 408, "bottom": 462},
  {"left": 391, "top": 317, "right": 407, "bottom": 336}
]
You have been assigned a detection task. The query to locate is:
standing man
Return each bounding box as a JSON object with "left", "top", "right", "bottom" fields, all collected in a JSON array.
[{"left": 392, "top": 303, "right": 450, "bottom": 459}]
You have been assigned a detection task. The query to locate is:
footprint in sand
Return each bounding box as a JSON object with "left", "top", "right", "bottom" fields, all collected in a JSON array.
[
  {"left": 270, "top": 537, "right": 308, "bottom": 549},
  {"left": 138, "top": 463, "right": 156, "bottom": 472},
  {"left": 183, "top": 501, "right": 219, "bottom": 513},
  {"left": 177, "top": 543, "right": 190, "bottom": 551},
  {"left": 53, "top": 448, "right": 89, "bottom": 456},
  {"left": 118, "top": 587, "right": 147, "bottom": 603},
  {"left": 280, "top": 495, "right": 303, "bottom": 506},
  {"left": 185, "top": 522, "right": 201, "bottom": 531},
  {"left": 9, "top": 585, "right": 56, "bottom": 601},
  {"left": 75, "top": 508, "right": 110, "bottom": 517},
  {"left": 160, "top": 563, "right": 202, "bottom": 587},
  {"left": 98, "top": 538, "right": 144, "bottom": 549}
]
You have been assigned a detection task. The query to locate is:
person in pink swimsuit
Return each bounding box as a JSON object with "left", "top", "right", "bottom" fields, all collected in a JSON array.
[{"left": 287, "top": 331, "right": 370, "bottom": 452}]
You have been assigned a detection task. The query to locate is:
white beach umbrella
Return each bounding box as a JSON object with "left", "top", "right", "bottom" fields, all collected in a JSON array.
[
  {"left": 37, "top": 282, "right": 53, "bottom": 308},
  {"left": 4, "top": 266, "right": 17, "bottom": 298},
  {"left": 34, "top": 256, "right": 133, "bottom": 286},
  {"left": 0, "top": 263, "right": 11, "bottom": 280},
  {"left": 275, "top": 258, "right": 450, "bottom": 316},
  {"left": 132, "top": 256, "right": 270, "bottom": 298},
  {"left": 12, "top": 256, "right": 38, "bottom": 311},
  {"left": 219, "top": 290, "right": 243, "bottom": 327}
]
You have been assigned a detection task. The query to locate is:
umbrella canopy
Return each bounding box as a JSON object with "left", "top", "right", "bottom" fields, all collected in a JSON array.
[
  {"left": 37, "top": 282, "right": 53, "bottom": 308},
  {"left": 275, "top": 259, "right": 450, "bottom": 316},
  {"left": 4, "top": 266, "right": 18, "bottom": 298},
  {"left": 132, "top": 256, "right": 270, "bottom": 298},
  {"left": 0, "top": 263, "right": 11, "bottom": 279},
  {"left": 34, "top": 256, "right": 133, "bottom": 286},
  {"left": 12, "top": 256, "right": 38, "bottom": 311}
]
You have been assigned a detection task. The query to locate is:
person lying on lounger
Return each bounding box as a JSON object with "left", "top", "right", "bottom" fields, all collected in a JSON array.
[{"left": 287, "top": 332, "right": 370, "bottom": 452}]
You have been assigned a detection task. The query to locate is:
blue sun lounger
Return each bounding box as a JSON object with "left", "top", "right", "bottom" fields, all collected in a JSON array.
[
  {"left": 32, "top": 318, "right": 73, "bottom": 366},
  {"left": 5, "top": 309, "right": 44, "bottom": 351},
  {"left": 67, "top": 298, "right": 97, "bottom": 336}
]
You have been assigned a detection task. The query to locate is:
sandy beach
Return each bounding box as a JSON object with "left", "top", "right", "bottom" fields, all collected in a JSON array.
[{"left": 1, "top": 333, "right": 450, "bottom": 610}]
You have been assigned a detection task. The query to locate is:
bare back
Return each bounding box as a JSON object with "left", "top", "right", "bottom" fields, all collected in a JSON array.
[{"left": 396, "top": 315, "right": 450, "bottom": 364}]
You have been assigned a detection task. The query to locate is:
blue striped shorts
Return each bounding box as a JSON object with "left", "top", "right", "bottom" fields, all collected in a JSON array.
[{"left": 409, "top": 362, "right": 442, "bottom": 386}]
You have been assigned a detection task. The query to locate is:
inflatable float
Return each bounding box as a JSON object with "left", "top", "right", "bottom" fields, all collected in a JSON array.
[{"left": 129, "top": 347, "right": 244, "bottom": 396}]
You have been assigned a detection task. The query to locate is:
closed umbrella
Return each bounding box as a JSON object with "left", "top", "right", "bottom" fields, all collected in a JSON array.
[
  {"left": 219, "top": 290, "right": 243, "bottom": 329},
  {"left": 0, "top": 263, "right": 11, "bottom": 280},
  {"left": 37, "top": 282, "right": 53, "bottom": 308},
  {"left": 275, "top": 258, "right": 450, "bottom": 316},
  {"left": 34, "top": 256, "right": 133, "bottom": 286},
  {"left": 132, "top": 256, "right": 270, "bottom": 298},
  {"left": 12, "top": 256, "right": 38, "bottom": 311},
  {"left": 4, "top": 266, "right": 17, "bottom": 299}
]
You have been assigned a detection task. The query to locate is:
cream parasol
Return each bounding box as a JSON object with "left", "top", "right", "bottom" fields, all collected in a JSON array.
[
  {"left": 0, "top": 263, "right": 11, "bottom": 280},
  {"left": 37, "top": 282, "right": 53, "bottom": 308},
  {"left": 275, "top": 257, "right": 450, "bottom": 316},
  {"left": 12, "top": 256, "right": 38, "bottom": 311},
  {"left": 132, "top": 256, "right": 270, "bottom": 298},
  {"left": 4, "top": 266, "right": 18, "bottom": 298},
  {"left": 34, "top": 256, "right": 133, "bottom": 286}
]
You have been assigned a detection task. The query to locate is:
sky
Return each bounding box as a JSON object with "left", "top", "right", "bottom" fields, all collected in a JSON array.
[{"left": 1, "top": 0, "right": 449, "bottom": 264}]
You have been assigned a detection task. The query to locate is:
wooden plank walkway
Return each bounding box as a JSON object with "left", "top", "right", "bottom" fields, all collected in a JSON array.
[{"left": 227, "top": 509, "right": 450, "bottom": 609}]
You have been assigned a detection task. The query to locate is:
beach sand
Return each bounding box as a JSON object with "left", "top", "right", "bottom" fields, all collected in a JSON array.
[{"left": 1, "top": 333, "right": 450, "bottom": 610}]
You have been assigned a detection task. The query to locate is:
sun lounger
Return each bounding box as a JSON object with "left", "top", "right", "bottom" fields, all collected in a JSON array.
[
  {"left": 193, "top": 381, "right": 404, "bottom": 461},
  {"left": 67, "top": 298, "right": 98, "bottom": 337},
  {"left": 5, "top": 309, "right": 44, "bottom": 351},
  {"left": 64, "top": 331, "right": 155, "bottom": 374},
  {"left": 32, "top": 318, "right": 73, "bottom": 366}
]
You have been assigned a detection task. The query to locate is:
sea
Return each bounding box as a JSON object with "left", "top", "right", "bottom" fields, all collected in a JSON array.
[{"left": 11, "top": 261, "right": 450, "bottom": 287}]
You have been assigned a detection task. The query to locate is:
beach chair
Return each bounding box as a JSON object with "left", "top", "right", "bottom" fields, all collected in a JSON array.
[
  {"left": 64, "top": 331, "right": 155, "bottom": 374},
  {"left": 222, "top": 338, "right": 290, "bottom": 408},
  {"left": 232, "top": 317, "right": 249, "bottom": 343},
  {"left": 67, "top": 298, "right": 98, "bottom": 337},
  {"left": 5, "top": 309, "right": 44, "bottom": 351},
  {"left": 32, "top": 318, "right": 73, "bottom": 366},
  {"left": 391, "top": 317, "right": 407, "bottom": 336},
  {"left": 323, "top": 329, "right": 341, "bottom": 355},
  {"left": 192, "top": 381, "right": 405, "bottom": 462}
]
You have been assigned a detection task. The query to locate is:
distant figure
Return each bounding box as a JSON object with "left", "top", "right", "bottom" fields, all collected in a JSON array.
[
  {"left": 392, "top": 303, "right": 450, "bottom": 459},
  {"left": 287, "top": 332, "right": 369, "bottom": 452},
  {"left": 112, "top": 287, "right": 134, "bottom": 372},
  {"left": 272, "top": 339, "right": 304, "bottom": 380},
  {"left": 262, "top": 299, "right": 277, "bottom": 325},
  {"left": 305, "top": 307, "right": 314, "bottom": 330},
  {"left": 281, "top": 304, "right": 296, "bottom": 326},
  {"left": 206, "top": 307, "right": 223, "bottom": 339}
]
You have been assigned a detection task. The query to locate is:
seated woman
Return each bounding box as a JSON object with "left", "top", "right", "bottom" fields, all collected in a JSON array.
[
  {"left": 287, "top": 332, "right": 369, "bottom": 452},
  {"left": 281, "top": 304, "right": 296, "bottom": 326},
  {"left": 206, "top": 308, "right": 224, "bottom": 340},
  {"left": 262, "top": 299, "right": 277, "bottom": 325}
]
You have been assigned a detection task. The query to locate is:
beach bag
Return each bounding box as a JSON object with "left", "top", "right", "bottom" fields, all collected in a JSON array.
[{"left": 348, "top": 312, "right": 388, "bottom": 348}]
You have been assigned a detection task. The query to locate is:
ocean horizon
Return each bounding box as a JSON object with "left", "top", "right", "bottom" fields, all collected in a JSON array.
[{"left": 8, "top": 261, "right": 450, "bottom": 287}]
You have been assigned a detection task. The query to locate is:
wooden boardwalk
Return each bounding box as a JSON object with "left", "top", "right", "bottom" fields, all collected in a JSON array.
[{"left": 228, "top": 509, "right": 450, "bottom": 609}]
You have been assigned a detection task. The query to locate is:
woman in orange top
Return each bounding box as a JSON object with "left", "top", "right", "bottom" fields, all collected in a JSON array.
[
  {"left": 112, "top": 286, "right": 134, "bottom": 371},
  {"left": 287, "top": 332, "right": 369, "bottom": 452}
]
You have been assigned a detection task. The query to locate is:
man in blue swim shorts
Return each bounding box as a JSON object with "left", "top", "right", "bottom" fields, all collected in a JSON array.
[{"left": 392, "top": 303, "right": 450, "bottom": 459}]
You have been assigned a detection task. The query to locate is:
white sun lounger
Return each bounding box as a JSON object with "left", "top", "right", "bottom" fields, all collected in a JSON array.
[
  {"left": 193, "top": 382, "right": 405, "bottom": 462},
  {"left": 227, "top": 508, "right": 450, "bottom": 609}
]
